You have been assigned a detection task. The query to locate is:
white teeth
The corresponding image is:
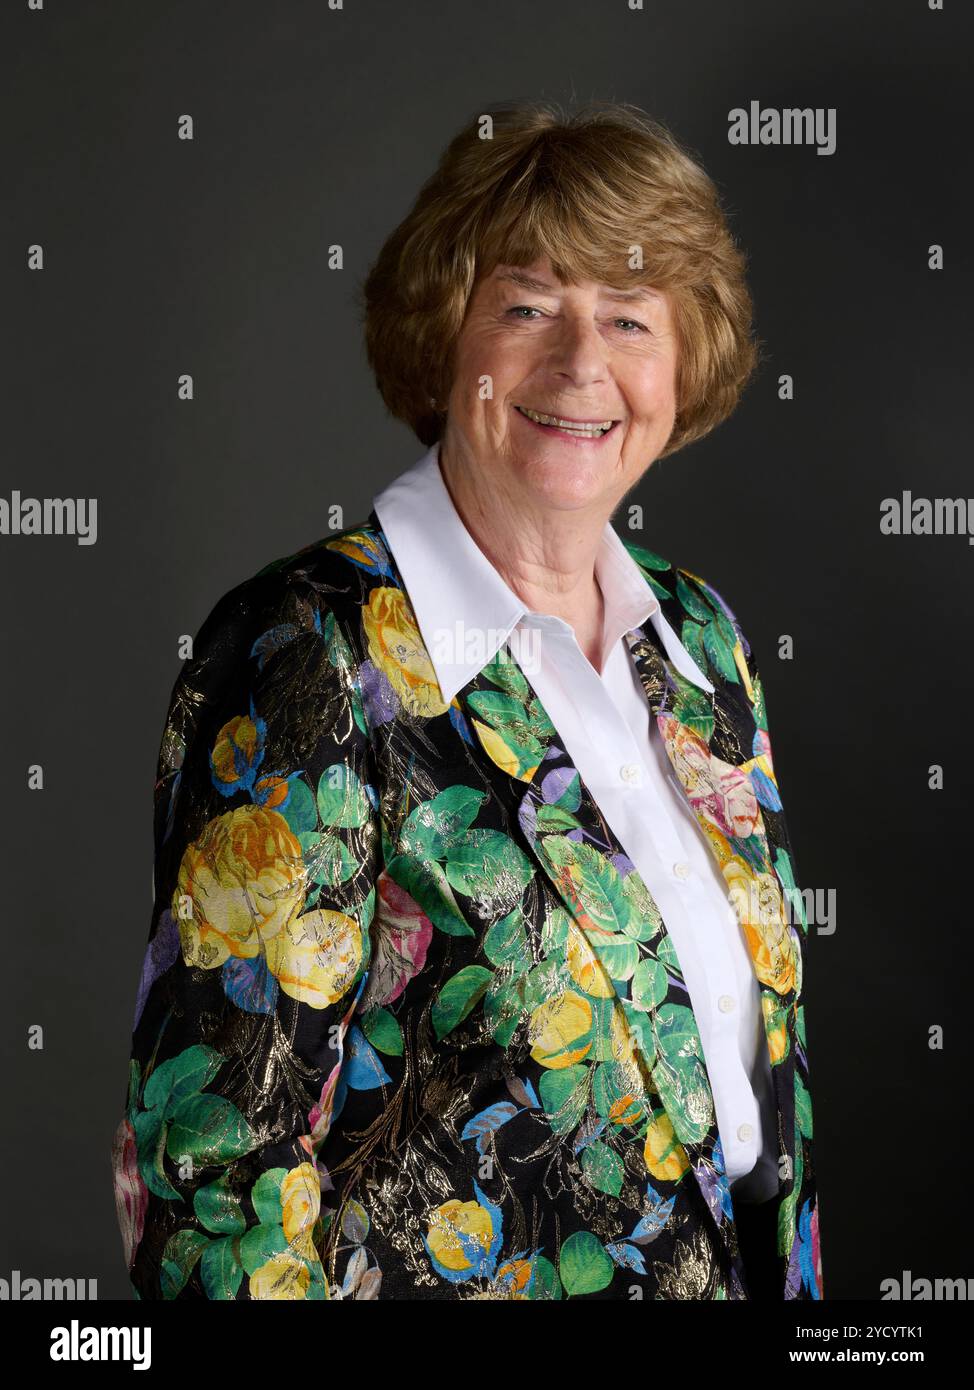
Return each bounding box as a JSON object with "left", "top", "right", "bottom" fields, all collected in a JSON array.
[{"left": 517, "top": 406, "right": 614, "bottom": 435}]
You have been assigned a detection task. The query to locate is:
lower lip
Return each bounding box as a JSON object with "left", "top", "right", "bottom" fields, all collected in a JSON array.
[{"left": 515, "top": 408, "right": 618, "bottom": 444}]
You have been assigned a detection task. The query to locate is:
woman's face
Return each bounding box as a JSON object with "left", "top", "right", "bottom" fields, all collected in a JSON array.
[{"left": 440, "top": 255, "right": 679, "bottom": 516}]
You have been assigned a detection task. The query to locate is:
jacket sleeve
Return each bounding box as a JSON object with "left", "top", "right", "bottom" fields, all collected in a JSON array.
[{"left": 111, "top": 572, "right": 380, "bottom": 1299}]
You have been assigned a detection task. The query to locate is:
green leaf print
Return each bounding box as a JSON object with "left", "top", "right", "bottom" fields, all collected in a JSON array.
[
  {"left": 277, "top": 777, "right": 316, "bottom": 835},
  {"left": 399, "top": 786, "right": 486, "bottom": 859},
  {"left": 619, "top": 870, "right": 663, "bottom": 942},
  {"left": 795, "top": 1074, "right": 813, "bottom": 1139},
  {"left": 581, "top": 1139, "right": 625, "bottom": 1197},
  {"left": 593, "top": 1061, "right": 645, "bottom": 1129},
  {"left": 526, "top": 1255, "right": 563, "bottom": 1299},
  {"left": 200, "top": 1235, "right": 243, "bottom": 1300},
  {"left": 651, "top": 1004, "right": 714, "bottom": 1145},
  {"left": 681, "top": 618, "right": 710, "bottom": 682},
  {"left": 166, "top": 1092, "right": 256, "bottom": 1167},
  {"left": 385, "top": 852, "right": 474, "bottom": 936},
  {"left": 623, "top": 541, "right": 671, "bottom": 572},
  {"left": 239, "top": 1221, "right": 289, "bottom": 1277},
  {"left": 363, "top": 1005, "right": 404, "bottom": 1056},
  {"left": 483, "top": 907, "right": 532, "bottom": 969},
  {"left": 467, "top": 690, "right": 546, "bottom": 767},
  {"left": 316, "top": 763, "right": 371, "bottom": 827},
  {"left": 160, "top": 1229, "right": 209, "bottom": 1300},
  {"left": 671, "top": 679, "right": 715, "bottom": 742},
  {"left": 250, "top": 1169, "right": 287, "bottom": 1225},
  {"left": 702, "top": 618, "right": 738, "bottom": 683},
  {"left": 483, "top": 977, "right": 526, "bottom": 1047},
  {"left": 133, "top": 1107, "right": 180, "bottom": 1200},
  {"left": 752, "top": 670, "right": 768, "bottom": 731},
  {"left": 300, "top": 829, "right": 358, "bottom": 886},
  {"left": 632, "top": 955, "right": 669, "bottom": 1011},
  {"left": 444, "top": 829, "right": 534, "bottom": 914},
  {"left": 540, "top": 836, "right": 632, "bottom": 936},
  {"left": 482, "top": 647, "right": 531, "bottom": 700},
  {"left": 559, "top": 1230, "right": 614, "bottom": 1296},
  {"left": 676, "top": 573, "right": 712, "bottom": 622},
  {"left": 194, "top": 1174, "right": 247, "bottom": 1235},
  {"left": 431, "top": 965, "right": 493, "bottom": 1040},
  {"left": 539, "top": 1064, "right": 590, "bottom": 1136},
  {"left": 143, "top": 1043, "right": 224, "bottom": 1119},
  {"left": 535, "top": 803, "right": 583, "bottom": 834}
]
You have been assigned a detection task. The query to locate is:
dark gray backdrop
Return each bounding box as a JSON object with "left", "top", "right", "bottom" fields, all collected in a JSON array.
[{"left": 2, "top": 0, "right": 970, "bottom": 1301}]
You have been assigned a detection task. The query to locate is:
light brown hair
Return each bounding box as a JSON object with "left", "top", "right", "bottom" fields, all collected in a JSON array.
[{"left": 360, "top": 100, "right": 761, "bottom": 459}]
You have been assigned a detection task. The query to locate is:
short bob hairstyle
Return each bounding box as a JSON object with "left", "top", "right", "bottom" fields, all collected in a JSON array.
[{"left": 361, "top": 100, "right": 761, "bottom": 461}]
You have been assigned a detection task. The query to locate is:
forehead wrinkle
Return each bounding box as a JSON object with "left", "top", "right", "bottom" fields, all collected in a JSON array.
[{"left": 492, "top": 268, "right": 661, "bottom": 304}]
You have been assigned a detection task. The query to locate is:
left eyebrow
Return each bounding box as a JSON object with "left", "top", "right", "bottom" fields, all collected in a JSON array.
[{"left": 601, "top": 285, "right": 662, "bottom": 305}]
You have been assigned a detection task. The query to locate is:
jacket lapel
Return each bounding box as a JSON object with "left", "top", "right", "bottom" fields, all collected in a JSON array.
[{"left": 448, "top": 643, "right": 737, "bottom": 1258}]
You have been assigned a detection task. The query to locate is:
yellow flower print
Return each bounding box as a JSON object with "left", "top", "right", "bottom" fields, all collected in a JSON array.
[
  {"left": 471, "top": 717, "right": 542, "bottom": 781},
  {"left": 565, "top": 922, "right": 615, "bottom": 998},
  {"left": 249, "top": 1250, "right": 315, "bottom": 1300},
  {"left": 211, "top": 714, "right": 260, "bottom": 791},
  {"left": 249, "top": 1162, "right": 324, "bottom": 1300},
  {"left": 175, "top": 804, "right": 364, "bottom": 1008},
  {"left": 723, "top": 856, "right": 796, "bottom": 995},
  {"left": 264, "top": 907, "right": 364, "bottom": 1010},
  {"left": 608, "top": 1000, "right": 642, "bottom": 1071},
  {"left": 426, "top": 1199, "right": 495, "bottom": 1274},
  {"left": 643, "top": 1110, "right": 690, "bottom": 1182},
  {"left": 528, "top": 990, "right": 593, "bottom": 1068},
  {"left": 762, "top": 992, "right": 790, "bottom": 1064},
  {"left": 175, "top": 804, "right": 306, "bottom": 969},
  {"left": 280, "top": 1161, "right": 320, "bottom": 1263},
  {"left": 361, "top": 586, "right": 449, "bottom": 719}
]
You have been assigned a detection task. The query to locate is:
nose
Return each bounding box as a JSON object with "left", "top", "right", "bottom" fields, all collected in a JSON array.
[{"left": 546, "top": 313, "right": 610, "bottom": 388}]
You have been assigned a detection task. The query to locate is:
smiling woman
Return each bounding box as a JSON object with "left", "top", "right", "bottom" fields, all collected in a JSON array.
[
  {"left": 362, "top": 101, "right": 760, "bottom": 462},
  {"left": 115, "top": 99, "right": 824, "bottom": 1303}
]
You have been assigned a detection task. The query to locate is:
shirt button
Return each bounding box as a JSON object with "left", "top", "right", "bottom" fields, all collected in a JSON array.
[
  {"left": 673, "top": 861, "right": 690, "bottom": 879},
  {"left": 737, "top": 1123, "right": 754, "bottom": 1143},
  {"left": 619, "top": 763, "right": 641, "bottom": 785},
  {"left": 718, "top": 994, "right": 736, "bottom": 1013}
]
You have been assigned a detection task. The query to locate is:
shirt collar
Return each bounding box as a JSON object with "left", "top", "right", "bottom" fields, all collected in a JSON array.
[{"left": 372, "top": 442, "right": 712, "bottom": 704}]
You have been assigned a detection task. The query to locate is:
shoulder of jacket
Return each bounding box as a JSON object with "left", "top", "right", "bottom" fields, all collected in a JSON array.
[
  {"left": 620, "top": 535, "right": 755, "bottom": 674},
  {"left": 198, "top": 518, "right": 388, "bottom": 639},
  {"left": 619, "top": 535, "right": 735, "bottom": 619}
]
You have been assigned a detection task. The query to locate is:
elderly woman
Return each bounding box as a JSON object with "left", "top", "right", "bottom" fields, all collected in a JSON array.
[{"left": 112, "top": 101, "right": 823, "bottom": 1301}]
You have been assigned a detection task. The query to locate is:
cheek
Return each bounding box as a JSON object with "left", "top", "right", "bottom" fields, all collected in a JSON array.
[
  {"left": 626, "top": 360, "right": 678, "bottom": 424},
  {"left": 456, "top": 327, "right": 531, "bottom": 391}
]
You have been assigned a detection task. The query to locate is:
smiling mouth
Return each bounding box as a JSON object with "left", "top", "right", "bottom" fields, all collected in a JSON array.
[{"left": 514, "top": 404, "right": 619, "bottom": 437}]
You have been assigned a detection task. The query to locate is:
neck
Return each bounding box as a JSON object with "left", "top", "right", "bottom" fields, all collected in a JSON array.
[{"left": 437, "top": 437, "right": 609, "bottom": 671}]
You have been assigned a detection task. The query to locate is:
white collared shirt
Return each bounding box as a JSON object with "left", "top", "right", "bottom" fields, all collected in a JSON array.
[{"left": 373, "top": 443, "right": 779, "bottom": 1203}]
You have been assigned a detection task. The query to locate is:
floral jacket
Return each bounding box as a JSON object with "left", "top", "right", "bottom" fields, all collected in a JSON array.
[{"left": 112, "top": 510, "right": 824, "bottom": 1301}]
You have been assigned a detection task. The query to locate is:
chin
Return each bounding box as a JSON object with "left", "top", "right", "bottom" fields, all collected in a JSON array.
[{"left": 516, "top": 452, "right": 621, "bottom": 510}]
